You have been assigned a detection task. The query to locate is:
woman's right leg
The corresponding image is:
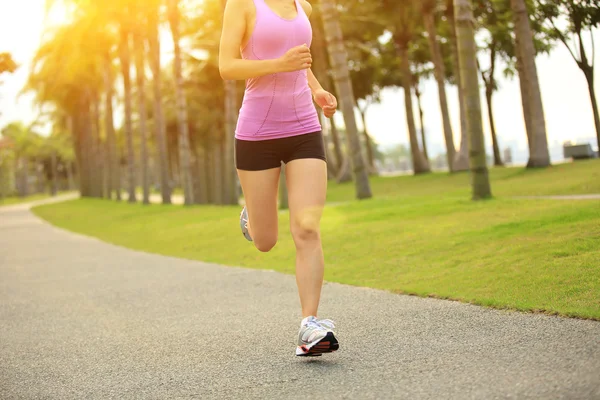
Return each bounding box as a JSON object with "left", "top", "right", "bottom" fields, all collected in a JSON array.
[{"left": 237, "top": 167, "right": 280, "bottom": 253}]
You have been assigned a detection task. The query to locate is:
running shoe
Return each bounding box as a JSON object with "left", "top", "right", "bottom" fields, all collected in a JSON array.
[
  {"left": 240, "top": 206, "right": 252, "bottom": 241},
  {"left": 296, "top": 316, "right": 339, "bottom": 357}
]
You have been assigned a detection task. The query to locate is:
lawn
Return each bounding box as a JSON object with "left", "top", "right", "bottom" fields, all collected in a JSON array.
[{"left": 33, "top": 160, "right": 600, "bottom": 320}]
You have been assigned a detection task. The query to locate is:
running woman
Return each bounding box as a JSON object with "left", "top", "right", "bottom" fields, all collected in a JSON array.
[{"left": 219, "top": 0, "right": 339, "bottom": 357}]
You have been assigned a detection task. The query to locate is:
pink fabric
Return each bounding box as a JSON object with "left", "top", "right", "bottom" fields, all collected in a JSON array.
[{"left": 235, "top": 0, "right": 321, "bottom": 141}]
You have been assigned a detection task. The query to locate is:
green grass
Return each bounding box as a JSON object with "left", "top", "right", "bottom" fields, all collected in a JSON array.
[{"left": 33, "top": 160, "right": 600, "bottom": 320}]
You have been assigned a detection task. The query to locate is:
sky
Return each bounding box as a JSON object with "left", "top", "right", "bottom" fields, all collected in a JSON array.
[{"left": 1, "top": 0, "right": 599, "bottom": 164}]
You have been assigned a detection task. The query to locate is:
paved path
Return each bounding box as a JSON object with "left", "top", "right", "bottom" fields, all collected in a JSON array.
[
  {"left": 1, "top": 203, "right": 599, "bottom": 400},
  {"left": 514, "top": 194, "right": 600, "bottom": 200}
]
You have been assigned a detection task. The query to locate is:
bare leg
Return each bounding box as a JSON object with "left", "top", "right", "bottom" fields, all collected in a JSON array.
[
  {"left": 286, "top": 159, "right": 327, "bottom": 318},
  {"left": 237, "top": 167, "right": 280, "bottom": 252}
]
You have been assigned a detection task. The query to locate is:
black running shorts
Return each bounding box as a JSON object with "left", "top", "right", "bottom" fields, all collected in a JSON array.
[{"left": 235, "top": 131, "right": 327, "bottom": 171}]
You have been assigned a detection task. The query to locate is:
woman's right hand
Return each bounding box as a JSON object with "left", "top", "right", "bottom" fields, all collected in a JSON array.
[{"left": 278, "top": 44, "right": 312, "bottom": 72}]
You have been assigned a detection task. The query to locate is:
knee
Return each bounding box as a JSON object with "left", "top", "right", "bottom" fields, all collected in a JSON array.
[
  {"left": 291, "top": 215, "right": 321, "bottom": 247},
  {"left": 254, "top": 235, "right": 278, "bottom": 253}
]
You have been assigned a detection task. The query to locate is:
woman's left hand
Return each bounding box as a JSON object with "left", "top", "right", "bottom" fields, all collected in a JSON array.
[{"left": 313, "top": 89, "right": 338, "bottom": 118}]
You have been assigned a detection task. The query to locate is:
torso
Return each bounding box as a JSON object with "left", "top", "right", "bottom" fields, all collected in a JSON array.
[{"left": 235, "top": 0, "right": 321, "bottom": 141}]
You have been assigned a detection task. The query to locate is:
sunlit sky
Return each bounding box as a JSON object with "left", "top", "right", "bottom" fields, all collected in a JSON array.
[{"left": 1, "top": 0, "right": 599, "bottom": 162}]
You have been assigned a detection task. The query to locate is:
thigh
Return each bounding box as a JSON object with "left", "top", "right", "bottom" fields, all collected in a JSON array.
[
  {"left": 237, "top": 166, "right": 281, "bottom": 239},
  {"left": 286, "top": 158, "right": 328, "bottom": 234}
]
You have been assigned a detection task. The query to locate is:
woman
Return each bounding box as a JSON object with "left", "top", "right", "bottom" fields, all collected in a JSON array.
[{"left": 219, "top": 0, "right": 339, "bottom": 357}]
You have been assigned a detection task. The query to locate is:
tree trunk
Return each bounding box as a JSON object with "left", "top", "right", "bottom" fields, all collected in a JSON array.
[
  {"left": 414, "top": 82, "right": 429, "bottom": 161},
  {"left": 103, "top": 55, "right": 119, "bottom": 201},
  {"left": 582, "top": 67, "right": 600, "bottom": 153},
  {"left": 310, "top": 3, "right": 342, "bottom": 173},
  {"left": 133, "top": 32, "right": 150, "bottom": 205},
  {"left": 148, "top": 5, "right": 172, "bottom": 204},
  {"left": 50, "top": 151, "right": 58, "bottom": 196},
  {"left": 424, "top": 10, "right": 456, "bottom": 171},
  {"left": 319, "top": 0, "right": 372, "bottom": 199},
  {"left": 212, "top": 138, "right": 223, "bottom": 205},
  {"left": 454, "top": 0, "right": 492, "bottom": 200},
  {"left": 91, "top": 93, "right": 104, "bottom": 198},
  {"left": 510, "top": 0, "right": 550, "bottom": 168},
  {"left": 485, "top": 89, "right": 503, "bottom": 166},
  {"left": 223, "top": 79, "right": 239, "bottom": 205},
  {"left": 36, "top": 157, "right": 45, "bottom": 194},
  {"left": 221, "top": 0, "right": 239, "bottom": 206},
  {"left": 397, "top": 43, "right": 430, "bottom": 175},
  {"left": 329, "top": 120, "right": 343, "bottom": 171},
  {"left": 168, "top": 0, "right": 194, "bottom": 206},
  {"left": 358, "top": 105, "right": 377, "bottom": 174},
  {"left": 205, "top": 144, "right": 214, "bottom": 203},
  {"left": 118, "top": 28, "right": 137, "bottom": 203},
  {"left": 481, "top": 46, "right": 503, "bottom": 167},
  {"left": 447, "top": 0, "right": 469, "bottom": 172},
  {"left": 195, "top": 145, "right": 209, "bottom": 204},
  {"left": 67, "top": 161, "right": 76, "bottom": 191}
]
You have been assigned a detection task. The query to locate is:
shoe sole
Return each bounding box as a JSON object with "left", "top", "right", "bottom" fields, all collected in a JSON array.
[{"left": 296, "top": 332, "right": 339, "bottom": 357}]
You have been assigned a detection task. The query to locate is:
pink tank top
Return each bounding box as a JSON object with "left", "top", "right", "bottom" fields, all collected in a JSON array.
[{"left": 235, "top": 0, "right": 322, "bottom": 141}]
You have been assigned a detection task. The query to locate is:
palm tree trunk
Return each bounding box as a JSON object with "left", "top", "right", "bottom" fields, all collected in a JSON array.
[
  {"left": 310, "top": 4, "right": 342, "bottom": 173},
  {"left": 485, "top": 89, "right": 503, "bottom": 166},
  {"left": 168, "top": 0, "right": 194, "bottom": 206},
  {"left": 50, "top": 150, "right": 58, "bottom": 196},
  {"left": 118, "top": 28, "right": 137, "bottom": 203},
  {"left": 358, "top": 104, "right": 376, "bottom": 174},
  {"left": 397, "top": 43, "right": 430, "bottom": 175},
  {"left": 223, "top": 79, "right": 239, "bottom": 205},
  {"left": 205, "top": 143, "right": 214, "bottom": 203},
  {"left": 510, "top": 0, "right": 550, "bottom": 168},
  {"left": 582, "top": 67, "right": 600, "bottom": 153},
  {"left": 319, "top": 0, "right": 372, "bottom": 199},
  {"left": 221, "top": 0, "right": 239, "bottom": 206},
  {"left": 329, "top": 120, "right": 343, "bottom": 171},
  {"left": 447, "top": 0, "right": 469, "bottom": 172},
  {"left": 148, "top": 5, "right": 172, "bottom": 204},
  {"left": 424, "top": 10, "right": 456, "bottom": 171},
  {"left": 133, "top": 32, "right": 150, "bottom": 205},
  {"left": 212, "top": 138, "right": 223, "bottom": 205},
  {"left": 91, "top": 93, "right": 104, "bottom": 198},
  {"left": 103, "top": 55, "right": 119, "bottom": 201},
  {"left": 414, "top": 82, "right": 429, "bottom": 161},
  {"left": 481, "top": 47, "right": 504, "bottom": 167},
  {"left": 454, "top": 0, "right": 492, "bottom": 200}
]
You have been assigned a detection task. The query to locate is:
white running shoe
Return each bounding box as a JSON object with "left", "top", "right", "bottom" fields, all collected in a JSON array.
[{"left": 296, "top": 316, "right": 339, "bottom": 357}]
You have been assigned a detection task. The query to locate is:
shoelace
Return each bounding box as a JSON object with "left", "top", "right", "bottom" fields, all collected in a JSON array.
[{"left": 317, "top": 319, "right": 335, "bottom": 330}]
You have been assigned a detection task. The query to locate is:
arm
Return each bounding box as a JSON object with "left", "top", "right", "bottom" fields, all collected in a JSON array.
[
  {"left": 219, "top": 0, "right": 282, "bottom": 80},
  {"left": 307, "top": 68, "right": 324, "bottom": 94}
]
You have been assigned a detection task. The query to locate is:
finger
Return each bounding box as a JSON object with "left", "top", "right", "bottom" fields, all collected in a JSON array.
[{"left": 328, "top": 94, "right": 336, "bottom": 106}]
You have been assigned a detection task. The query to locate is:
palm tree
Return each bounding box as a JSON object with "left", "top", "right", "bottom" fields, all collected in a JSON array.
[
  {"left": 445, "top": 0, "right": 470, "bottom": 172},
  {"left": 510, "top": 0, "right": 550, "bottom": 168},
  {"left": 221, "top": 0, "right": 239, "bottom": 205},
  {"left": 118, "top": 25, "right": 137, "bottom": 203},
  {"left": 103, "top": 52, "right": 121, "bottom": 200},
  {"left": 168, "top": 0, "right": 195, "bottom": 206},
  {"left": 147, "top": 0, "right": 172, "bottom": 204},
  {"left": 453, "top": 0, "right": 492, "bottom": 199},
  {"left": 27, "top": 11, "right": 104, "bottom": 198},
  {"left": 311, "top": 5, "right": 343, "bottom": 174},
  {"left": 319, "top": 0, "right": 372, "bottom": 199},
  {"left": 421, "top": 0, "right": 456, "bottom": 172},
  {"left": 133, "top": 28, "right": 150, "bottom": 205},
  {"left": 390, "top": 1, "right": 430, "bottom": 174}
]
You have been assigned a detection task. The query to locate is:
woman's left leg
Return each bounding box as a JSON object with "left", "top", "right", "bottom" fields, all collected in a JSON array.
[{"left": 285, "top": 158, "right": 328, "bottom": 318}]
